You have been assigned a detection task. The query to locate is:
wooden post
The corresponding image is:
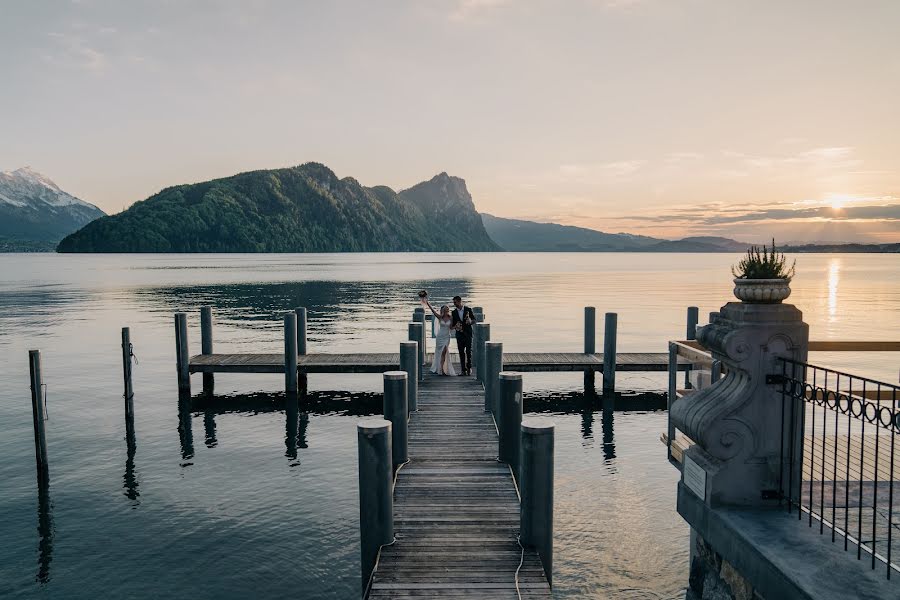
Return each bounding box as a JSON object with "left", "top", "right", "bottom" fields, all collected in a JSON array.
[
  {"left": 121, "top": 327, "right": 134, "bottom": 419},
  {"left": 521, "top": 417, "right": 554, "bottom": 585},
  {"left": 357, "top": 419, "right": 393, "bottom": 594},
  {"left": 602, "top": 312, "right": 617, "bottom": 397},
  {"left": 667, "top": 342, "right": 678, "bottom": 463},
  {"left": 200, "top": 306, "right": 214, "bottom": 393},
  {"left": 29, "top": 350, "right": 49, "bottom": 475},
  {"left": 383, "top": 371, "right": 409, "bottom": 469},
  {"left": 498, "top": 371, "right": 523, "bottom": 480},
  {"left": 475, "top": 323, "right": 490, "bottom": 383},
  {"left": 484, "top": 341, "right": 503, "bottom": 414},
  {"left": 295, "top": 307, "right": 308, "bottom": 396},
  {"left": 685, "top": 306, "right": 699, "bottom": 389},
  {"left": 584, "top": 307, "right": 596, "bottom": 395},
  {"left": 400, "top": 342, "right": 418, "bottom": 412},
  {"left": 284, "top": 312, "right": 298, "bottom": 394},
  {"left": 408, "top": 322, "right": 425, "bottom": 381},
  {"left": 174, "top": 313, "right": 190, "bottom": 392},
  {"left": 413, "top": 311, "right": 426, "bottom": 370}
]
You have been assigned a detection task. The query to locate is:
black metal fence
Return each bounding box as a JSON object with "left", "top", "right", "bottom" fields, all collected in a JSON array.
[{"left": 778, "top": 357, "right": 900, "bottom": 579}]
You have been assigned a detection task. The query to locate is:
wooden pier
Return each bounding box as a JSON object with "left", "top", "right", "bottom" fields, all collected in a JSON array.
[
  {"left": 189, "top": 351, "right": 688, "bottom": 375},
  {"left": 367, "top": 372, "right": 551, "bottom": 599}
]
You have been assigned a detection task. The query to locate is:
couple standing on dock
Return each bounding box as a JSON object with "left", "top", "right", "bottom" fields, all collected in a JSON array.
[{"left": 419, "top": 291, "right": 475, "bottom": 377}]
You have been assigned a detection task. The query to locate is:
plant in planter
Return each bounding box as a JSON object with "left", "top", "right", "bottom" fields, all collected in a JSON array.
[{"left": 731, "top": 239, "right": 796, "bottom": 303}]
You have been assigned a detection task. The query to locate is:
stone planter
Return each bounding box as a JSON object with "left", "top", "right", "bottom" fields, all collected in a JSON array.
[{"left": 732, "top": 278, "right": 791, "bottom": 303}]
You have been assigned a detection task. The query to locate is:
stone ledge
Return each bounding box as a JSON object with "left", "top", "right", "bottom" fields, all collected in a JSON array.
[{"left": 677, "top": 482, "right": 894, "bottom": 600}]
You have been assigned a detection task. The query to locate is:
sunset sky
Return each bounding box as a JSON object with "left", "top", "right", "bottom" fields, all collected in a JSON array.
[{"left": 1, "top": 0, "right": 898, "bottom": 243}]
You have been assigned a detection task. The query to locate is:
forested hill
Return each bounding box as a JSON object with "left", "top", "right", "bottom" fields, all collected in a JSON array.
[{"left": 57, "top": 164, "right": 499, "bottom": 253}]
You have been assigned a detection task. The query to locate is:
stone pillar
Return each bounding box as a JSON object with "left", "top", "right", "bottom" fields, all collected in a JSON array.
[{"left": 670, "top": 299, "right": 809, "bottom": 507}]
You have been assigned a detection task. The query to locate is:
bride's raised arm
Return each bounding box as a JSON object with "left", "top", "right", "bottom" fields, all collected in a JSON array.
[{"left": 423, "top": 299, "right": 441, "bottom": 319}]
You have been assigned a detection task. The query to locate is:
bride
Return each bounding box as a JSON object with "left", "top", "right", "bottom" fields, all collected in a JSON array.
[{"left": 423, "top": 299, "right": 457, "bottom": 376}]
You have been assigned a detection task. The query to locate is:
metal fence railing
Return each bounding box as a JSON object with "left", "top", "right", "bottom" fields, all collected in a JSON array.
[{"left": 778, "top": 358, "right": 900, "bottom": 579}]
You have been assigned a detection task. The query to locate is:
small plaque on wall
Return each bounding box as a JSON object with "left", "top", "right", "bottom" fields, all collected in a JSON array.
[{"left": 683, "top": 454, "right": 708, "bottom": 500}]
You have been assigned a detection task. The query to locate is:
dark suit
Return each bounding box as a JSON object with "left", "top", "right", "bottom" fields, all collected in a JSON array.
[{"left": 451, "top": 306, "right": 475, "bottom": 374}]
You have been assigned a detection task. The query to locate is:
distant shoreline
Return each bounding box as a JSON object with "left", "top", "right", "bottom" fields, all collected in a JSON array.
[{"left": 2, "top": 247, "right": 898, "bottom": 255}]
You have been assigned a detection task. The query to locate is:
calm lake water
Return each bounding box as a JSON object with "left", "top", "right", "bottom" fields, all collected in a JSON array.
[{"left": 1, "top": 252, "right": 897, "bottom": 599}]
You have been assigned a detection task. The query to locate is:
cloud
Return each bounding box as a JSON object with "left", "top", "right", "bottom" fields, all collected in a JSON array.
[
  {"left": 449, "top": 0, "right": 512, "bottom": 21},
  {"left": 45, "top": 31, "right": 108, "bottom": 72}
]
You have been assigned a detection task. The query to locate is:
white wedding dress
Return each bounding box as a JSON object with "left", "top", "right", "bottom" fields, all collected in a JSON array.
[{"left": 430, "top": 315, "right": 457, "bottom": 376}]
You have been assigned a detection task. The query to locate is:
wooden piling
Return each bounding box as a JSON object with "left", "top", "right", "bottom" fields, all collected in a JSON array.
[
  {"left": 685, "top": 306, "right": 699, "bottom": 388},
  {"left": 295, "top": 307, "right": 308, "bottom": 355},
  {"left": 603, "top": 312, "right": 617, "bottom": 397},
  {"left": 667, "top": 342, "right": 678, "bottom": 463},
  {"left": 413, "top": 311, "right": 426, "bottom": 370},
  {"left": 584, "top": 307, "right": 596, "bottom": 394},
  {"left": 383, "top": 371, "right": 408, "bottom": 469},
  {"left": 358, "top": 418, "right": 393, "bottom": 593},
  {"left": 174, "top": 313, "right": 190, "bottom": 392},
  {"left": 200, "top": 306, "right": 214, "bottom": 393},
  {"left": 29, "top": 350, "right": 48, "bottom": 475},
  {"left": 498, "top": 371, "right": 523, "bottom": 480},
  {"left": 484, "top": 341, "right": 503, "bottom": 414},
  {"left": 121, "top": 327, "right": 134, "bottom": 419},
  {"left": 521, "top": 417, "right": 555, "bottom": 585},
  {"left": 475, "top": 323, "right": 490, "bottom": 383},
  {"left": 284, "top": 312, "right": 298, "bottom": 394},
  {"left": 399, "top": 342, "right": 418, "bottom": 412},
  {"left": 408, "top": 322, "right": 425, "bottom": 381}
]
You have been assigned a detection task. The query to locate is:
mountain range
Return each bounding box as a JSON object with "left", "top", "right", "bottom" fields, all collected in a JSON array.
[
  {"left": 57, "top": 164, "right": 498, "bottom": 252},
  {"left": 2, "top": 164, "right": 897, "bottom": 253},
  {"left": 0, "top": 167, "right": 105, "bottom": 251}
]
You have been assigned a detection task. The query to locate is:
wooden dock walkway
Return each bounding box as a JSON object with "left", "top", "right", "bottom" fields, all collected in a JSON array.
[
  {"left": 367, "top": 373, "right": 551, "bottom": 599},
  {"left": 189, "top": 351, "right": 689, "bottom": 374}
]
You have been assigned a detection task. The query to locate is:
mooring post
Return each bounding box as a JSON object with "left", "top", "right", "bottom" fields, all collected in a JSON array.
[
  {"left": 413, "top": 311, "right": 426, "bottom": 369},
  {"left": 200, "top": 306, "right": 214, "bottom": 393},
  {"left": 29, "top": 349, "right": 49, "bottom": 475},
  {"left": 284, "top": 312, "right": 298, "bottom": 395},
  {"left": 357, "top": 419, "right": 393, "bottom": 594},
  {"left": 602, "top": 312, "right": 617, "bottom": 397},
  {"left": 521, "top": 417, "right": 555, "bottom": 585},
  {"left": 484, "top": 341, "right": 503, "bottom": 414},
  {"left": 475, "top": 323, "right": 490, "bottom": 383},
  {"left": 174, "top": 313, "right": 190, "bottom": 392},
  {"left": 399, "top": 342, "right": 418, "bottom": 412},
  {"left": 295, "top": 307, "right": 308, "bottom": 396},
  {"left": 121, "top": 327, "right": 134, "bottom": 419},
  {"left": 584, "top": 306, "right": 596, "bottom": 395},
  {"left": 667, "top": 342, "right": 678, "bottom": 463},
  {"left": 498, "top": 371, "right": 523, "bottom": 480},
  {"left": 383, "top": 371, "right": 409, "bottom": 469},
  {"left": 408, "top": 322, "right": 425, "bottom": 381}
]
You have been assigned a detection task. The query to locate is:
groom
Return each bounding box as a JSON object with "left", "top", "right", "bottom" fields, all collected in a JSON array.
[{"left": 451, "top": 295, "right": 475, "bottom": 375}]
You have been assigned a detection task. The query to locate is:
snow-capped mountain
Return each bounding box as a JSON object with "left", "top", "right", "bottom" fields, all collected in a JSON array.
[{"left": 0, "top": 167, "right": 105, "bottom": 246}]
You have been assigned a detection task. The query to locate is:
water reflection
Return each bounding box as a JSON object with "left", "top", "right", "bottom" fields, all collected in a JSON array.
[
  {"left": 285, "top": 396, "right": 311, "bottom": 463},
  {"left": 828, "top": 258, "right": 841, "bottom": 321},
  {"left": 177, "top": 391, "right": 195, "bottom": 465},
  {"left": 123, "top": 409, "right": 140, "bottom": 505},
  {"left": 36, "top": 471, "right": 53, "bottom": 584},
  {"left": 203, "top": 410, "right": 218, "bottom": 448},
  {"left": 601, "top": 406, "right": 616, "bottom": 463}
]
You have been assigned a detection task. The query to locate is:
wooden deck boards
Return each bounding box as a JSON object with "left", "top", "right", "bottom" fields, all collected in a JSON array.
[
  {"left": 189, "top": 351, "right": 691, "bottom": 374},
  {"left": 368, "top": 373, "right": 551, "bottom": 599}
]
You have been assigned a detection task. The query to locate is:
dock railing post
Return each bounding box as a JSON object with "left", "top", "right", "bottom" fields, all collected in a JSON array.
[
  {"left": 584, "top": 307, "right": 596, "bottom": 395},
  {"left": 602, "top": 312, "right": 617, "bottom": 398},
  {"left": 200, "top": 306, "right": 214, "bottom": 393},
  {"left": 29, "top": 349, "right": 49, "bottom": 475},
  {"left": 383, "top": 371, "right": 409, "bottom": 470},
  {"left": 408, "top": 323, "right": 425, "bottom": 381},
  {"left": 284, "top": 312, "right": 298, "bottom": 395},
  {"left": 498, "top": 371, "right": 523, "bottom": 480},
  {"left": 174, "top": 313, "right": 190, "bottom": 393},
  {"left": 399, "top": 342, "right": 418, "bottom": 412},
  {"left": 121, "top": 327, "right": 134, "bottom": 418},
  {"left": 521, "top": 417, "right": 554, "bottom": 585},
  {"left": 484, "top": 341, "right": 503, "bottom": 414},
  {"left": 667, "top": 342, "right": 678, "bottom": 462},
  {"left": 357, "top": 419, "right": 393, "bottom": 594},
  {"left": 475, "top": 323, "right": 490, "bottom": 384},
  {"left": 685, "top": 306, "right": 699, "bottom": 388}
]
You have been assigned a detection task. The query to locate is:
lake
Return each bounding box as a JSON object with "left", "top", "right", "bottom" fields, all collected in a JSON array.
[{"left": 1, "top": 252, "right": 897, "bottom": 599}]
